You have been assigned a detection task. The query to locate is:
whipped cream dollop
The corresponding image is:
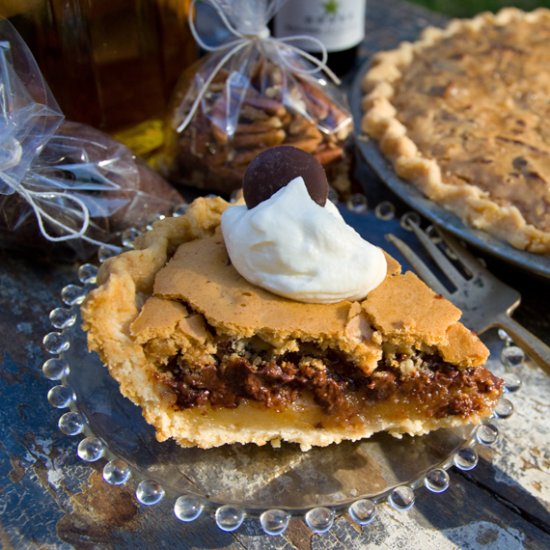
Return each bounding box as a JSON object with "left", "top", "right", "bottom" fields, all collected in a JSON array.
[{"left": 221, "top": 177, "right": 387, "bottom": 304}]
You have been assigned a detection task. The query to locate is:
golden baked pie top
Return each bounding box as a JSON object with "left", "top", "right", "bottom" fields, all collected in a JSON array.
[
  {"left": 362, "top": 8, "right": 550, "bottom": 253},
  {"left": 82, "top": 197, "right": 499, "bottom": 450}
]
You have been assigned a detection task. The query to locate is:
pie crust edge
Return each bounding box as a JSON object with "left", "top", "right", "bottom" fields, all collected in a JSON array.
[
  {"left": 361, "top": 7, "right": 550, "bottom": 254},
  {"left": 81, "top": 196, "right": 501, "bottom": 451}
]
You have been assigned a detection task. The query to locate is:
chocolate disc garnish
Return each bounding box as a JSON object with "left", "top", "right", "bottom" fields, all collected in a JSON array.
[{"left": 243, "top": 146, "right": 329, "bottom": 208}]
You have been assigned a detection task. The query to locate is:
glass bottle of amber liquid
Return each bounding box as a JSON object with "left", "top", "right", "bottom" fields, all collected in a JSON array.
[{"left": 0, "top": 0, "right": 198, "bottom": 157}]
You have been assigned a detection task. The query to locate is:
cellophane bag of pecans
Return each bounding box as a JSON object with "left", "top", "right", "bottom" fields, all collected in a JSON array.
[
  {"left": 0, "top": 18, "right": 183, "bottom": 261},
  {"left": 160, "top": 0, "right": 353, "bottom": 195}
]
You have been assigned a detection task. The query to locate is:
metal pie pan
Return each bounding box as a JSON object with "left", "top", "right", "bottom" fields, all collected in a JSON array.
[{"left": 349, "top": 61, "right": 550, "bottom": 280}]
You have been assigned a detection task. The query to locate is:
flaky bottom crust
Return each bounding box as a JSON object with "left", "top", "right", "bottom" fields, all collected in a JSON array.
[{"left": 82, "top": 197, "right": 501, "bottom": 451}]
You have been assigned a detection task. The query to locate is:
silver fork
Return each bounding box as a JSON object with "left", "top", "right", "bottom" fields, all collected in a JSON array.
[{"left": 387, "top": 224, "right": 550, "bottom": 374}]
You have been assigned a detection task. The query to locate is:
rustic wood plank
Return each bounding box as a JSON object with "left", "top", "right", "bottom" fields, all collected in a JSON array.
[{"left": 1, "top": 1, "right": 550, "bottom": 548}]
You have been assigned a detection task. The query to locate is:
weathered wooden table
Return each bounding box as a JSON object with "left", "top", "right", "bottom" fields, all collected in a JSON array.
[{"left": 1, "top": 1, "right": 549, "bottom": 548}]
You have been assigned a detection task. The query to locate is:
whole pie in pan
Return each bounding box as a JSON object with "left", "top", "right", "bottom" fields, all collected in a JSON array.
[
  {"left": 361, "top": 8, "right": 550, "bottom": 254},
  {"left": 82, "top": 156, "right": 502, "bottom": 450}
]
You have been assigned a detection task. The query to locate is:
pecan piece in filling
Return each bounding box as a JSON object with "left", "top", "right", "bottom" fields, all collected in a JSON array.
[{"left": 156, "top": 343, "right": 502, "bottom": 420}]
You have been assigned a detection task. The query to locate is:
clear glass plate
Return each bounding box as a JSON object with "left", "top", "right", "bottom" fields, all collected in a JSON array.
[{"left": 42, "top": 198, "right": 521, "bottom": 534}]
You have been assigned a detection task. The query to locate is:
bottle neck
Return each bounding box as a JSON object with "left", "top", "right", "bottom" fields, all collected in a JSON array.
[
  {"left": 272, "top": 0, "right": 366, "bottom": 53},
  {"left": 272, "top": 0, "right": 365, "bottom": 76}
]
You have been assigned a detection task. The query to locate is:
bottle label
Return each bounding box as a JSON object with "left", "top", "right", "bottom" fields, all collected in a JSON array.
[{"left": 274, "top": 0, "right": 366, "bottom": 53}]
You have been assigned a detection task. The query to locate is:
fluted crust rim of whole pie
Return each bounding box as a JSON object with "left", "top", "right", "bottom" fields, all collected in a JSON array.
[
  {"left": 361, "top": 7, "right": 550, "bottom": 254},
  {"left": 81, "top": 196, "right": 501, "bottom": 451}
]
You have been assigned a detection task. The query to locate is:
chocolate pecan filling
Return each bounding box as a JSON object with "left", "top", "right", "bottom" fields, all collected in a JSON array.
[{"left": 157, "top": 341, "right": 502, "bottom": 419}]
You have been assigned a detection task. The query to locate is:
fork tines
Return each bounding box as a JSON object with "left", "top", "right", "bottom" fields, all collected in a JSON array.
[
  {"left": 386, "top": 222, "right": 486, "bottom": 297},
  {"left": 386, "top": 233, "right": 451, "bottom": 298}
]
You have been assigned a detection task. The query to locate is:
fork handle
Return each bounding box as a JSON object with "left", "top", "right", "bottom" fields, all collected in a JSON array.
[{"left": 494, "top": 313, "right": 550, "bottom": 375}]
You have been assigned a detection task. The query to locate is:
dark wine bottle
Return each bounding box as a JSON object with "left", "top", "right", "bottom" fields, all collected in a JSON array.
[{"left": 273, "top": 0, "right": 366, "bottom": 77}]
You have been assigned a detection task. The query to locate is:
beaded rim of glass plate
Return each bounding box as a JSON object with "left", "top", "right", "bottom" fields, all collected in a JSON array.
[{"left": 41, "top": 194, "right": 523, "bottom": 536}]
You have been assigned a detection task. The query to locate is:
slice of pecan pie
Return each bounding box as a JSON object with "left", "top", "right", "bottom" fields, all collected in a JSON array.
[
  {"left": 362, "top": 8, "right": 550, "bottom": 254},
  {"left": 82, "top": 196, "right": 502, "bottom": 451}
]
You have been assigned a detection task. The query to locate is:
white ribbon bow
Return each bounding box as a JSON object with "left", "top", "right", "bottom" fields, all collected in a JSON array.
[
  {"left": 0, "top": 135, "right": 120, "bottom": 250},
  {"left": 0, "top": 40, "right": 120, "bottom": 251},
  {"left": 177, "top": 0, "right": 341, "bottom": 133}
]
